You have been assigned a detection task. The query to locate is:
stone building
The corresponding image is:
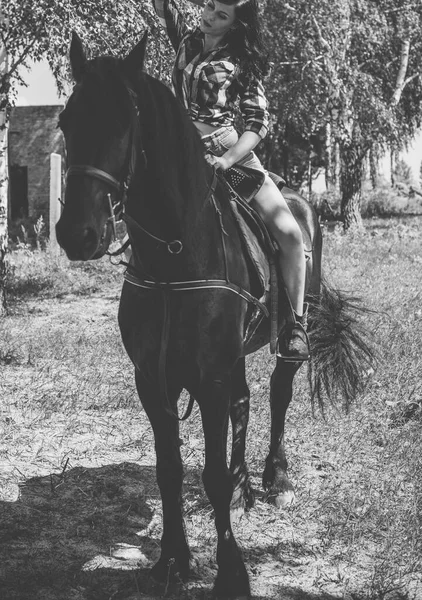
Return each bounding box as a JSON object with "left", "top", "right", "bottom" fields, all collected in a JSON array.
[{"left": 8, "top": 105, "right": 64, "bottom": 222}]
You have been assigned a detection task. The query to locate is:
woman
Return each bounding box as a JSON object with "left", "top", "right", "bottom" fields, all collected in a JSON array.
[{"left": 152, "top": 0, "right": 309, "bottom": 361}]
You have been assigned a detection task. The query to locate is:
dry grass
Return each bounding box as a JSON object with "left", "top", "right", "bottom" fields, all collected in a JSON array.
[{"left": 1, "top": 217, "right": 421, "bottom": 599}]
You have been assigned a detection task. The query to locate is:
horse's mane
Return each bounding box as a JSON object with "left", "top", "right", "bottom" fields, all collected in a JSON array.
[{"left": 133, "top": 69, "right": 211, "bottom": 204}]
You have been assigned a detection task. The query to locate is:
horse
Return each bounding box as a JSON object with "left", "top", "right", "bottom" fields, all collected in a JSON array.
[{"left": 56, "top": 31, "right": 374, "bottom": 599}]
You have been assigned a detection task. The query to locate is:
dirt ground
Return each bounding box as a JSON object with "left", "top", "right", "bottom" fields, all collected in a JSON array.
[{"left": 0, "top": 289, "right": 420, "bottom": 600}]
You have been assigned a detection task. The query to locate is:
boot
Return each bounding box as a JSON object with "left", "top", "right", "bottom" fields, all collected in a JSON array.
[{"left": 276, "top": 303, "right": 310, "bottom": 362}]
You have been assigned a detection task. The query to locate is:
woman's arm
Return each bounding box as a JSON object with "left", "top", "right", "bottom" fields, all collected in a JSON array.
[
  {"left": 152, "top": 0, "right": 192, "bottom": 50},
  {"left": 207, "top": 75, "right": 270, "bottom": 171},
  {"left": 210, "top": 131, "right": 261, "bottom": 171}
]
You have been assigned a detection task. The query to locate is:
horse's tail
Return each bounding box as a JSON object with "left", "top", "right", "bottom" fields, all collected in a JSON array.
[{"left": 307, "top": 279, "right": 377, "bottom": 411}]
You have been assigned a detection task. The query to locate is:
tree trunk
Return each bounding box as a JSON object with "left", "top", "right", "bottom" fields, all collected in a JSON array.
[
  {"left": 340, "top": 144, "right": 364, "bottom": 231},
  {"left": 390, "top": 147, "right": 396, "bottom": 187},
  {"left": 324, "top": 121, "right": 333, "bottom": 192},
  {"left": 0, "top": 22, "right": 9, "bottom": 316},
  {"left": 0, "top": 115, "right": 7, "bottom": 315},
  {"left": 369, "top": 147, "right": 378, "bottom": 190}
]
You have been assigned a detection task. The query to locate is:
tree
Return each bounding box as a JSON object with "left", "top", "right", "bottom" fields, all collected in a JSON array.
[
  {"left": 0, "top": 0, "right": 199, "bottom": 312},
  {"left": 262, "top": 0, "right": 422, "bottom": 230},
  {"left": 0, "top": 9, "right": 8, "bottom": 316}
]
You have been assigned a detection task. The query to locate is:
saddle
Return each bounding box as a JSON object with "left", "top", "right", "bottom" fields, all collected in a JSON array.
[{"left": 219, "top": 164, "right": 294, "bottom": 353}]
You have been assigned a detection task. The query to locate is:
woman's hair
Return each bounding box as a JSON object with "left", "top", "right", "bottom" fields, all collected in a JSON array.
[{"left": 220, "top": 0, "right": 269, "bottom": 83}]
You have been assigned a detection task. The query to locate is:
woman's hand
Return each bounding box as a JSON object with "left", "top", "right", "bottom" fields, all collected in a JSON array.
[{"left": 205, "top": 154, "right": 231, "bottom": 171}]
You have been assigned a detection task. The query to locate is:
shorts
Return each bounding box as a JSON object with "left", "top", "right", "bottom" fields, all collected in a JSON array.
[{"left": 201, "top": 126, "right": 266, "bottom": 174}]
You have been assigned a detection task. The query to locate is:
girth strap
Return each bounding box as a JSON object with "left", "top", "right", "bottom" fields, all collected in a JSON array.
[{"left": 124, "top": 272, "right": 269, "bottom": 317}]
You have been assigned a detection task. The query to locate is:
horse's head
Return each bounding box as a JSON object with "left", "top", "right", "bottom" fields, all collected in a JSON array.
[{"left": 56, "top": 32, "right": 147, "bottom": 260}]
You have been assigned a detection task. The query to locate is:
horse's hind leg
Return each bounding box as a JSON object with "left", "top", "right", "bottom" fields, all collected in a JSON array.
[
  {"left": 198, "top": 371, "right": 250, "bottom": 598},
  {"left": 134, "top": 369, "right": 189, "bottom": 582},
  {"left": 229, "top": 357, "right": 254, "bottom": 519},
  {"left": 262, "top": 358, "right": 300, "bottom": 508}
]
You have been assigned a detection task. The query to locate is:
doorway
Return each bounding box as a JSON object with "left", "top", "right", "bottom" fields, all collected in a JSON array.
[{"left": 10, "top": 165, "right": 29, "bottom": 220}]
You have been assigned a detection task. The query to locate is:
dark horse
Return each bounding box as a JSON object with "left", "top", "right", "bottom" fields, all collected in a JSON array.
[{"left": 56, "top": 32, "right": 373, "bottom": 599}]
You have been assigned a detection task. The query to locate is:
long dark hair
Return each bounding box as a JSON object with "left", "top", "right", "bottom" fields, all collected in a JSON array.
[{"left": 221, "top": 0, "right": 269, "bottom": 83}]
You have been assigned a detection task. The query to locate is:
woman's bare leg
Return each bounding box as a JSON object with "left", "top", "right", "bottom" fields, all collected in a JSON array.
[
  {"left": 252, "top": 176, "right": 309, "bottom": 361},
  {"left": 252, "top": 176, "right": 306, "bottom": 315}
]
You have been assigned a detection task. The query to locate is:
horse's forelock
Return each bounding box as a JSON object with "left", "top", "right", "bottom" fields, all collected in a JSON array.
[{"left": 74, "top": 56, "right": 134, "bottom": 129}]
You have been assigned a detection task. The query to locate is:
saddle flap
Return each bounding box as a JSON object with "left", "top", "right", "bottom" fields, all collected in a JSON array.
[{"left": 229, "top": 199, "right": 271, "bottom": 297}]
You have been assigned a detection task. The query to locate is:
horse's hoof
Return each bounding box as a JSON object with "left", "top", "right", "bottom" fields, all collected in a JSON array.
[
  {"left": 213, "top": 562, "right": 250, "bottom": 599},
  {"left": 265, "top": 489, "right": 295, "bottom": 508},
  {"left": 275, "top": 489, "right": 295, "bottom": 508}
]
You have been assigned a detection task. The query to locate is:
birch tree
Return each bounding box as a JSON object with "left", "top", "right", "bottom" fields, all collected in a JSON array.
[{"left": 262, "top": 0, "right": 422, "bottom": 230}]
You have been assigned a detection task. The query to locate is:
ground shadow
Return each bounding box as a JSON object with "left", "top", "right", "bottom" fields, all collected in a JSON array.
[
  {"left": 0, "top": 462, "right": 158, "bottom": 600},
  {"left": 0, "top": 462, "right": 351, "bottom": 600}
]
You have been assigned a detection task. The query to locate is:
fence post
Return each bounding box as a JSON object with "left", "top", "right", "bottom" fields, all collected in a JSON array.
[{"left": 49, "top": 153, "right": 62, "bottom": 255}]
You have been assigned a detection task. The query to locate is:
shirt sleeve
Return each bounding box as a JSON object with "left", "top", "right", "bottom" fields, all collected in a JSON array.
[
  {"left": 239, "top": 76, "right": 270, "bottom": 139},
  {"left": 152, "top": 0, "right": 192, "bottom": 51}
]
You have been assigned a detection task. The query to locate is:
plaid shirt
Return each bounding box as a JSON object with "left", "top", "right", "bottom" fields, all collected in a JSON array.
[{"left": 152, "top": 0, "right": 269, "bottom": 138}]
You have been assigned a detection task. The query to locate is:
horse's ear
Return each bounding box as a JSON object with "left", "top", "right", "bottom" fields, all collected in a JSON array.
[
  {"left": 70, "top": 31, "right": 87, "bottom": 82},
  {"left": 123, "top": 31, "right": 148, "bottom": 79}
]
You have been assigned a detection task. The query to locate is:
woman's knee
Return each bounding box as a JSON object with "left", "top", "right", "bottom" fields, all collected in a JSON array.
[
  {"left": 254, "top": 180, "right": 303, "bottom": 246},
  {"left": 275, "top": 218, "right": 303, "bottom": 251}
]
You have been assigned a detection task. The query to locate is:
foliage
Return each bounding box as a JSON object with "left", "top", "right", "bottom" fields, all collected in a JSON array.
[
  {"left": 1, "top": 0, "right": 199, "bottom": 95},
  {"left": 262, "top": 0, "right": 422, "bottom": 153},
  {"left": 260, "top": 0, "right": 422, "bottom": 226}
]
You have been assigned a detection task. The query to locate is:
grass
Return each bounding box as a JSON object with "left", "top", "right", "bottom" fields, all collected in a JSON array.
[
  {"left": 0, "top": 217, "right": 421, "bottom": 599},
  {"left": 5, "top": 243, "right": 122, "bottom": 301}
]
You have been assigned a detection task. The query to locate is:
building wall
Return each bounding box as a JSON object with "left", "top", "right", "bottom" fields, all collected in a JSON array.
[{"left": 8, "top": 105, "right": 64, "bottom": 220}]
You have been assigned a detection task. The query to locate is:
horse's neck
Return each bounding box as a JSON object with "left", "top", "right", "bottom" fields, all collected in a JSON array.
[{"left": 127, "top": 94, "right": 222, "bottom": 278}]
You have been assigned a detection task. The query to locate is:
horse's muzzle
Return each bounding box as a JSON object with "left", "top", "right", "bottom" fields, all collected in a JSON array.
[{"left": 56, "top": 218, "right": 112, "bottom": 261}]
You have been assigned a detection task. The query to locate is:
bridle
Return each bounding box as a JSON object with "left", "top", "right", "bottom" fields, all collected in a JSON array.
[
  {"left": 64, "top": 83, "right": 187, "bottom": 255},
  {"left": 65, "top": 84, "right": 142, "bottom": 241}
]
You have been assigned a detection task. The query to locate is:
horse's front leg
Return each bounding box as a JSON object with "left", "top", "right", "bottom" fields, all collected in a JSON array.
[
  {"left": 198, "top": 371, "right": 250, "bottom": 599},
  {"left": 229, "top": 357, "right": 254, "bottom": 520},
  {"left": 262, "top": 358, "right": 301, "bottom": 508},
  {"left": 134, "top": 369, "right": 189, "bottom": 582}
]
